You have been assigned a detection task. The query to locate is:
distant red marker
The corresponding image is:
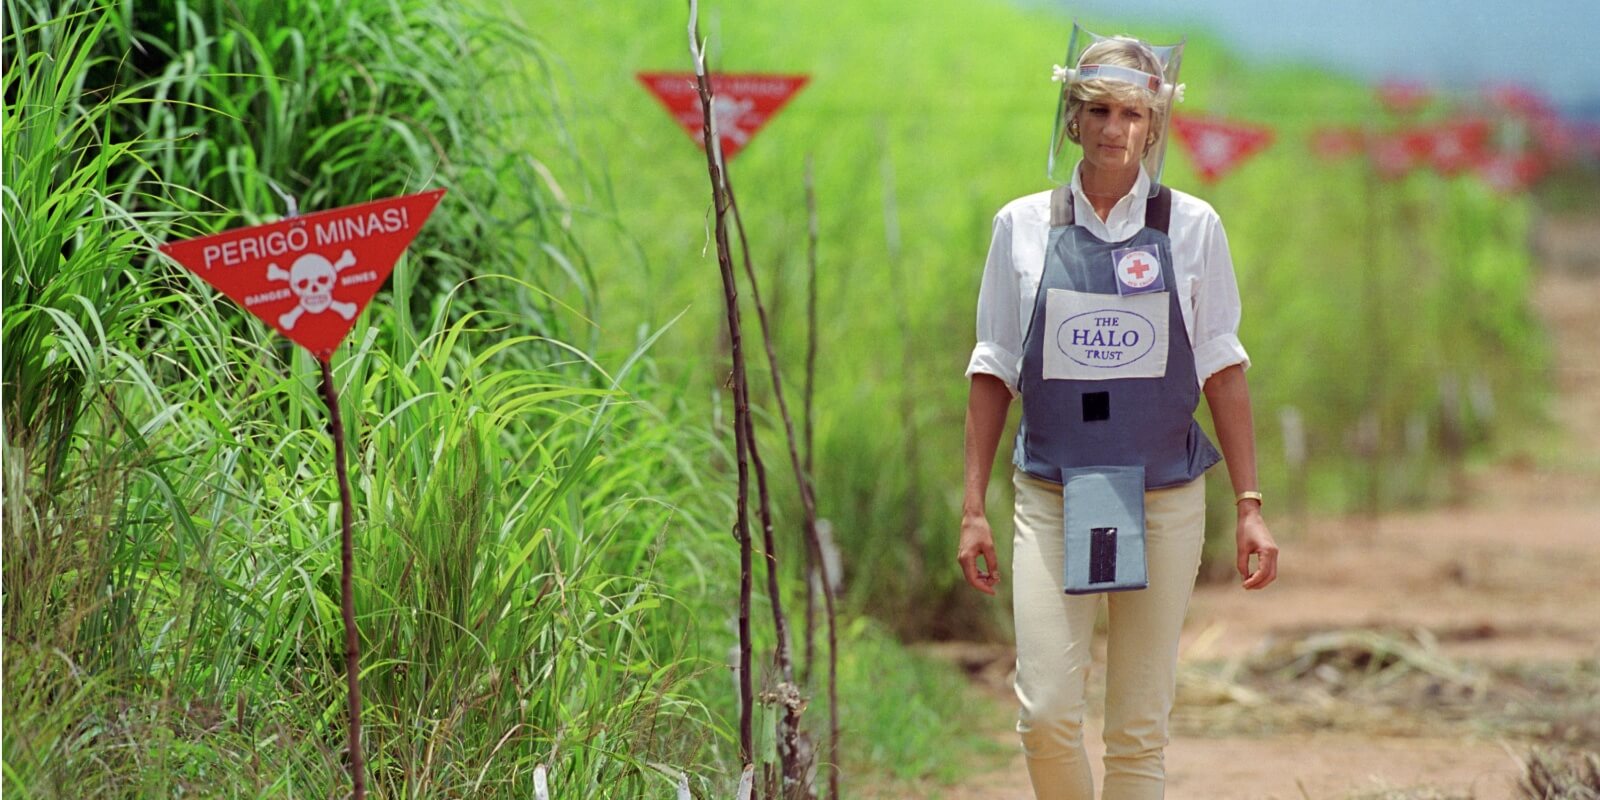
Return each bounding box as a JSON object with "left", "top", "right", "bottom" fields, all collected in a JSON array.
[
  {"left": 637, "top": 72, "right": 808, "bottom": 161},
  {"left": 1424, "top": 118, "right": 1492, "bottom": 175},
  {"left": 1483, "top": 83, "right": 1553, "bottom": 120},
  {"left": 1476, "top": 152, "right": 1543, "bottom": 194},
  {"left": 1171, "top": 115, "right": 1274, "bottom": 183},
  {"left": 1368, "top": 129, "right": 1432, "bottom": 180},
  {"left": 1377, "top": 80, "right": 1432, "bottom": 115},
  {"left": 1310, "top": 126, "right": 1366, "bottom": 161}
]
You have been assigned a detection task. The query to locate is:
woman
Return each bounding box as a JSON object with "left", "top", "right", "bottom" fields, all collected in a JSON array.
[{"left": 957, "top": 29, "right": 1279, "bottom": 800}]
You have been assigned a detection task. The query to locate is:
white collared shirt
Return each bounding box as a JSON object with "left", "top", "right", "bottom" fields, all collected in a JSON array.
[{"left": 965, "top": 163, "right": 1250, "bottom": 393}]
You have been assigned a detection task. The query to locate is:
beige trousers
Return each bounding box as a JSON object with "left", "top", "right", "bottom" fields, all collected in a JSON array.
[{"left": 1010, "top": 469, "right": 1207, "bottom": 800}]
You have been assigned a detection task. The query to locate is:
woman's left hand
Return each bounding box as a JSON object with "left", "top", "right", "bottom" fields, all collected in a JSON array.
[{"left": 1235, "top": 504, "right": 1278, "bottom": 590}]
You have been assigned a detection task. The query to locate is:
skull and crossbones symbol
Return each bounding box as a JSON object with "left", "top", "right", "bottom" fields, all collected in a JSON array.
[
  {"left": 266, "top": 249, "right": 358, "bottom": 330},
  {"left": 711, "top": 96, "right": 756, "bottom": 146}
]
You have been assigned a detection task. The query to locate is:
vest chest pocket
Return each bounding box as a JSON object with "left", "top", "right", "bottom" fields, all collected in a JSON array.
[{"left": 1042, "top": 288, "right": 1170, "bottom": 381}]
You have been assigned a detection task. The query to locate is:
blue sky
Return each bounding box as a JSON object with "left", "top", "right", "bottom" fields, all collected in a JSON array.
[{"left": 1034, "top": 0, "right": 1600, "bottom": 117}]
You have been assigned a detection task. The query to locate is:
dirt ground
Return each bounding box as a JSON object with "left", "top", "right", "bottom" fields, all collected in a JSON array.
[{"left": 894, "top": 221, "right": 1600, "bottom": 800}]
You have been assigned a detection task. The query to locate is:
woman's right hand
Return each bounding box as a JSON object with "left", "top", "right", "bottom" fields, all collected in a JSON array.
[
  {"left": 958, "top": 512, "right": 1002, "bottom": 596},
  {"left": 960, "top": 373, "right": 1012, "bottom": 598}
]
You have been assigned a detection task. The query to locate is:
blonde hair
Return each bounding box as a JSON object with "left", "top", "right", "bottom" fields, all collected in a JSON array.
[{"left": 1064, "top": 37, "right": 1166, "bottom": 153}]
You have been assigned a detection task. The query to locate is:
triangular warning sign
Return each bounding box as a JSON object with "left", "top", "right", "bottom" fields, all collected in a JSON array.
[
  {"left": 1424, "top": 118, "right": 1492, "bottom": 175},
  {"left": 1367, "top": 128, "right": 1432, "bottom": 179},
  {"left": 1376, "top": 80, "right": 1432, "bottom": 116},
  {"left": 160, "top": 189, "right": 446, "bottom": 359},
  {"left": 1171, "top": 115, "right": 1274, "bottom": 183},
  {"left": 1309, "top": 126, "right": 1366, "bottom": 162},
  {"left": 637, "top": 72, "right": 808, "bottom": 161},
  {"left": 1484, "top": 83, "right": 1553, "bottom": 120},
  {"left": 1475, "top": 152, "right": 1543, "bottom": 194}
]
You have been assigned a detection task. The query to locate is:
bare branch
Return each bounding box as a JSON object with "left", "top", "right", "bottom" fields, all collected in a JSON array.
[{"left": 688, "top": 0, "right": 755, "bottom": 773}]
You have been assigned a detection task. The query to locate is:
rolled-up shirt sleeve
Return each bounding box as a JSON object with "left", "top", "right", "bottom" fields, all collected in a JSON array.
[
  {"left": 1191, "top": 212, "right": 1251, "bottom": 389},
  {"left": 966, "top": 212, "right": 1024, "bottom": 394}
]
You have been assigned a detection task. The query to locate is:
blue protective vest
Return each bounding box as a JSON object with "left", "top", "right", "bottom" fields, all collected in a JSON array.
[{"left": 1012, "top": 185, "right": 1222, "bottom": 489}]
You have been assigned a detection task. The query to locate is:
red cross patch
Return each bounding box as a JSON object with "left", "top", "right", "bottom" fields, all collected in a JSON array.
[{"left": 1112, "top": 245, "right": 1165, "bottom": 295}]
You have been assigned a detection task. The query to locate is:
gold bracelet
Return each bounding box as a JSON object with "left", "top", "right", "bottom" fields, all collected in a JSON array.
[{"left": 1235, "top": 491, "right": 1264, "bottom": 506}]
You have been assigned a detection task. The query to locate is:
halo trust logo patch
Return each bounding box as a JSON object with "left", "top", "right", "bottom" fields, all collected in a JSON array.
[{"left": 1055, "top": 308, "right": 1158, "bottom": 368}]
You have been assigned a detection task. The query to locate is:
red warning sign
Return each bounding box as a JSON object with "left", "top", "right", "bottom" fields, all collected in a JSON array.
[
  {"left": 1424, "top": 118, "right": 1492, "bottom": 175},
  {"left": 1475, "top": 152, "right": 1543, "bottom": 194},
  {"left": 160, "top": 189, "right": 445, "bottom": 359},
  {"left": 1170, "top": 115, "right": 1274, "bottom": 183},
  {"left": 1367, "top": 128, "right": 1432, "bottom": 179},
  {"left": 1376, "top": 80, "right": 1432, "bottom": 116},
  {"left": 637, "top": 72, "right": 808, "bottom": 161},
  {"left": 1309, "top": 126, "right": 1366, "bottom": 161},
  {"left": 1483, "top": 83, "right": 1553, "bottom": 120}
]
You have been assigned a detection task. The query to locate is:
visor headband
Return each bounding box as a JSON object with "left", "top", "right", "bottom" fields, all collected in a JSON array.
[
  {"left": 1051, "top": 63, "right": 1186, "bottom": 103},
  {"left": 1077, "top": 63, "right": 1161, "bottom": 92}
]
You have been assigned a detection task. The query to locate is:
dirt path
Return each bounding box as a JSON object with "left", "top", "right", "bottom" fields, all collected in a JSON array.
[{"left": 897, "top": 246, "right": 1600, "bottom": 799}]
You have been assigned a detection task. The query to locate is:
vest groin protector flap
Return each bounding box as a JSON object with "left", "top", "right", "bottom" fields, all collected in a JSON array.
[{"left": 1061, "top": 465, "right": 1148, "bottom": 594}]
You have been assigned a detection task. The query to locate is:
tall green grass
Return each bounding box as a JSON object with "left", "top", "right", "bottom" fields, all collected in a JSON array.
[
  {"left": 510, "top": 0, "right": 1550, "bottom": 637},
  {"left": 99, "top": 0, "right": 599, "bottom": 339},
  {"left": 4, "top": 1, "right": 726, "bottom": 796},
  {"left": 5, "top": 0, "right": 1001, "bottom": 795}
]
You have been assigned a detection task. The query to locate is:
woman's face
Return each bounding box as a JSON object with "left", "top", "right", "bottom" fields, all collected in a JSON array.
[{"left": 1077, "top": 97, "right": 1150, "bottom": 177}]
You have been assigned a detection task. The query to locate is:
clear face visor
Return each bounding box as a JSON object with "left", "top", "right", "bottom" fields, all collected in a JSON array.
[{"left": 1048, "top": 24, "right": 1186, "bottom": 197}]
